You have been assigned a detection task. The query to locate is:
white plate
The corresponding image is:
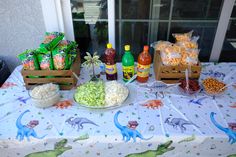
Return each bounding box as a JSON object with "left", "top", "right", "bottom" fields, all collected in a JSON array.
[{"left": 74, "top": 84, "right": 135, "bottom": 110}]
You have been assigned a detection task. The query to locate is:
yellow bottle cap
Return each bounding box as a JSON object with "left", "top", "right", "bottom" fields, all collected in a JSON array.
[
  {"left": 124, "top": 45, "right": 130, "bottom": 51},
  {"left": 107, "top": 43, "right": 112, "bottom": 48}
]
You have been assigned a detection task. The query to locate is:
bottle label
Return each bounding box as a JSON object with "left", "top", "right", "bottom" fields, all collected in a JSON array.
[
  {"left": 122, "top": 65, "right": 134, "bottom": 81},
  {"left": 105, "top": 64, "right": 117, "bottom": 75},
  {"left": 137, "top": 64, "right": 150, "bottom": 77}
]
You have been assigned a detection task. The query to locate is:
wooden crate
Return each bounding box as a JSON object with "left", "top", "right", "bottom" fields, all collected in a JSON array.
[
  {"left": 153, "top": 50, "right": 201, "bottom": 83},
  {"left": 21, "top": 51, "right": 81, "bottom": 90}
]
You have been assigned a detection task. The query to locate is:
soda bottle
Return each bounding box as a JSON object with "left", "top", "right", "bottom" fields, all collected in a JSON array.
[
  {"left": 137, "top": 45, "right": 152, "bottom": 83},
  {"left": 122, "top": 45, "right": 134, "bottom": 82},
  {"left": 104, "top": 43, "right": 117, "bottom": 80}
]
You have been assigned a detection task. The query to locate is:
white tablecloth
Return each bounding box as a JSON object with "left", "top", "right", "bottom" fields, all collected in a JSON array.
[{"left": 0, "top": 63, "right": 236, "bottom": 157}]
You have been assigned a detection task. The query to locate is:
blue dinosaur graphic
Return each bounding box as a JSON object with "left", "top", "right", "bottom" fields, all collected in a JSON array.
[
  {"left": 202, "top": 70, "right": 225, "bottom": 79},
  {"left": 210, "top": 112, "right": 236, "bottom": 144},
  {"left": 17, "top": 97, "right": 30, "bottom": 104},
  {"left": 114, "top": 111, "right": 152, "bottom": 142},
  {"left": 16, "top": 110, "right": 46, "bottom": 141},
  {"left": 65, "top": 117, "right": 98, "bottom": 131},
  {"left": 165, "top": 117, "right": 199, "bottom": 133},
  {"left": 189, "top": 97, "right": 208, "bottom": 105}
]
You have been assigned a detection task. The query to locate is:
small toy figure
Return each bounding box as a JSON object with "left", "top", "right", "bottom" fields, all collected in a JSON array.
[
  {"left": 228, "top": 123, "right": 236, "bottom": 131},
  {"left": 127, "top": 121, "right": 139, "bottom": 129},
  {"left": 26, "top": 120, "right": 39, "bottom": 128}
]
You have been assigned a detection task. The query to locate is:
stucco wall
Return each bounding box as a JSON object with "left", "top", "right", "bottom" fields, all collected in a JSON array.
[{"left": 0, "top": 0, "right": 46, "bottom": 72}]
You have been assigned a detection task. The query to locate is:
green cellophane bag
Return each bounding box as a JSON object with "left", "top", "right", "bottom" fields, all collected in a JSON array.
[
  {"left": 52, "top": 47, "right": 68, "bottom": 70},
  {"left": 17, "top": 49, "right": 40, "bottom": 78},
  {"left": 17, "top": 49, "right": 39, "bottom": 70},
  {"left": 36, "top": 48, "right": 54, "bottom": 78},
  {"left": 40, "top": 32, "right": 64, "bottom": 51},
  {"left": 36, "top": 48, "right": 54, "bottom": 70},
  {"left": 53, "top": 40, "right": 78, "bottom": 70},
  {"left": 67, "top": 47, "right": 77, "bottom": 69}
]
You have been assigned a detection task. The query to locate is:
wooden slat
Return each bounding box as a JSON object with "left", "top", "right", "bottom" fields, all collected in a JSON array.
[
  {"left": 60, "top": 85, "right": 74, "bottom": 90},
  {"left": 25, "top": 84, "right": 74, "bottom": 90},
  {"left": 22, "top": 69, "right": 73, "bottom": 76},
  {"left": 21, "top": 50, "right": 81, "bottom": 90},
  {"left": 160, "top": 73, "right": 200, "bottom": 78},
  {"left": 71, "top": 50, "right": 81, "bottom": 76},
  {"left": 24, "top": 77, "right": 74, "bottom": 84},
  {"left": 153, "top": 50, "right": 201, "bottom": 83}
]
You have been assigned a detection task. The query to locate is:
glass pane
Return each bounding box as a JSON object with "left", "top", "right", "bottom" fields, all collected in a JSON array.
[
  {"left": 156, "top": 22, "right": 168, "bottom": 40},
  {"left": 115, "top": 0, "right": 170, "bottom": 20},
  {"left": 169, "top": 22, "right": 218, "bottom": 62},
  {"left": 156, "top": 0, "right": 171, "bottom": 20},
  {"left": 121, "top": 0, "right": 151, "bottom": 19},
  {"left": 219, "top": 20, "right": 236, "bottom": 62},
  {"left": 115, "top": 22, "right": 168, "bottom": 61},
  {"left": 73, "top": 21, "right": 108, "bottom": 57},
  {"left": 116, "top": 22, "right": 149, "bottom": 60},
  {"left": 172, "top": 0, "right": 223, "bottom": 20},
  {"left": 231, "top": 3, "right": 236, "bottom": 18},
  {"left": 71, "top": 0, "right": 108, "bottom": 58},
  {"left": 71, "top": 0, "right": 108, "bottom": 20}
]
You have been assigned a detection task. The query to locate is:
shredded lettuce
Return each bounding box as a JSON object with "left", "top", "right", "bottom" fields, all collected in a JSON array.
[{"left": 74, "top": 81, "right": 105, "bottom": 106}]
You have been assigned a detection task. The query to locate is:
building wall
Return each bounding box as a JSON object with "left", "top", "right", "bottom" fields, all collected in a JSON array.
[{"left": 0, "top": 0, "right": 46, "bottom": 72}]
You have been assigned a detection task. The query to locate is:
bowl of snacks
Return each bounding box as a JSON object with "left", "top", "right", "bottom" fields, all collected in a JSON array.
[
  {"left": 202, "top": 77, "right": 227, "bottom": 97},
  {"left": 74, "top": 80, "right": 129, "bottom": 109},
  {"left": 29, "top": 83, "right": 60, "bottom": 108},
  {"left": 178, "top": 79, "right": 201, "bottom": 96}
]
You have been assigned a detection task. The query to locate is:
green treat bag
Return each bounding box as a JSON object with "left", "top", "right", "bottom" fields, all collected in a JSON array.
[
  {"left": 67, "top": 48, "right": 77, "bottom": 69},
  {"left": 17, "top": 49, "right": 39, "bottom": 70},
  {"left": 36, "top": 48, "right": 54, "bottom": 70},
  {"left": 66, "top": 41, "right": 78, "bottom": 69},
  {"left": 52, "top": 47, "right": 68, "bottom": 70},
  {"left": 57, "top": 40, "right": 77, "bottom": 53},
  {"left": 53, "top": 40, "right": 77, "bottom": 70},
  {"left": 40, "top": 32, "right": 64, "bottom": 51}
]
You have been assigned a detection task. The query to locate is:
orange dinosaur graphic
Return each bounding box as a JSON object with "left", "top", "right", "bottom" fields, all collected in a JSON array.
[
  {"left": 54, "top": 100, "right": 73, "bottom": 109},
  {"left": 230, "top": 102, "right": 236, "bottom": 108},
  {"left": 1, "top": 82, "right": 17, "bottom": 89},
  {"left": 141, "top": 100, "right": 163, "bottom": 109}
]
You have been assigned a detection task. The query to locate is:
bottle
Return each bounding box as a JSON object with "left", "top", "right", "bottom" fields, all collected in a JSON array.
[
  {"left": 122, "top": 45, "right": 134, "bottom": 82},
  {"left": 137, "top": 45, "right": 152, "bottom": 83},
  {"left": 104, "top": 43, "right": 117, "bottom": 80}
]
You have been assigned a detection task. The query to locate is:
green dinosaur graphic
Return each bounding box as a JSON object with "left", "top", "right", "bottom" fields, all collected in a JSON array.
[
  {"left": 178, "top": 134, "right": 195, "bottom": 143},
  {"left": 73, "top": 133, "right": 89, "bottom": 142},
  {"left": 25, "top": 139, "right": 72, "bottom": 157},
  {"left": 228, "top": 154, "right": 236, "bottom": 157},
  {"left": 125, "top": 140, "right": 174, "bottom": 157}
]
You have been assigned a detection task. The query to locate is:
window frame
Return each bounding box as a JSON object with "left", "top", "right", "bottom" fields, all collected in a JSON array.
[{"left": 41, "top": 0, "right": 235, "bottom": 62}]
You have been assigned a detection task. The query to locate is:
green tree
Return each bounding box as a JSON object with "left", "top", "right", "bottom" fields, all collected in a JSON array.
[{"left": 82, "top": 52, "right": 102, "bottom": 81}]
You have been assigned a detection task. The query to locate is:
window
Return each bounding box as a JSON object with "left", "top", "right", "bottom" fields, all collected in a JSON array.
[
  {"left": 115, "top": 0, "right": 223, "bottom": 62},
  {"left": 219, "top": 2, "right": 236, "bottom": 62},
  {"left": 41, "top": 0, "right": 235, "bottom": 62},
  {"left": 71, "top": 0, "right": 108, "bottom": 58}
]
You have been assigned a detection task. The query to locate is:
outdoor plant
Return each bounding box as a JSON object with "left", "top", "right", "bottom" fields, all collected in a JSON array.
[{"left": 82, "top": 52, "right": 102, "bottom": 81}]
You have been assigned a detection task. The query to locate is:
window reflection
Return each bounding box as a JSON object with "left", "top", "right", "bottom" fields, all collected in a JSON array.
[{"left": 71, "top": 0, "right": 108, "bottom": 58}]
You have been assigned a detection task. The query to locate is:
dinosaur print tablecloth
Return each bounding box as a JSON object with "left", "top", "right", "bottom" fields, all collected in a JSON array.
[{"left": 0, "top": 63, "right": 236, "bottom": 157}]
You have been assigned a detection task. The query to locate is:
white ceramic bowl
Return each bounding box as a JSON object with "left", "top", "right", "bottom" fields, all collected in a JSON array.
[{"left": 29, "top": 84, "right": 60, "bottom": 108}]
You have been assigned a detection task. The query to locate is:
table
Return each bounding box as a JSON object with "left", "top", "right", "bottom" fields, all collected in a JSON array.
[{"left": 0, "top": 63, "right": 236, "bottom": 157}]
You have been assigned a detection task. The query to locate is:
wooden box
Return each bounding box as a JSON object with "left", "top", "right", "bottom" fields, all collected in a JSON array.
[
  {"left": 21, "top": 51, "right": 81, "bottom": 90},
  {"left": 153, "top": 50, "right": 201, "bottom": 83}
]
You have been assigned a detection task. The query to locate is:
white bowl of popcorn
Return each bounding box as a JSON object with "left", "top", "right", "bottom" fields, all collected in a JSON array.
[{"left": 29, "top": 83, "right": 60, "bottom": 108}]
